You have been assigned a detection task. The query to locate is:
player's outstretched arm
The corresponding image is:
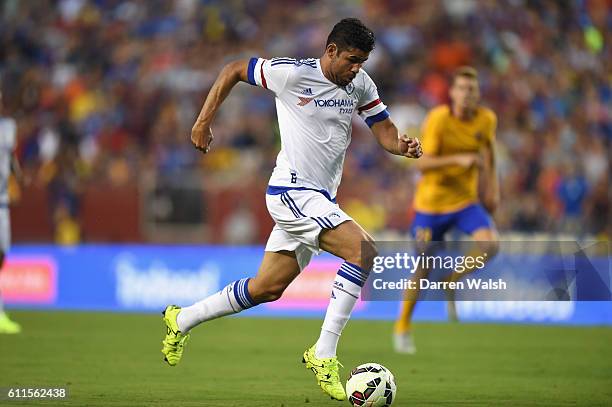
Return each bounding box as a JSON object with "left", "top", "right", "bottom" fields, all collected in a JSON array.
[
  {"left": 414, "top": 153, "right": 481, "bottom": 171},
  {"left": 191, "top": 60, "right": 250, "bottom": 153},
  {"left": 370, "top": 117, "right": 422, "bottom": 158}
]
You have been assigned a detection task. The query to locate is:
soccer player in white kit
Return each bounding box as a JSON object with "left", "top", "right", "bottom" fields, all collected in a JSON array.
[
  {"left": 0, "top": 90, "right": 23, "bottom": 334},
  {"left": 161, "top": 18, "right": 422, "bottom": 400}
]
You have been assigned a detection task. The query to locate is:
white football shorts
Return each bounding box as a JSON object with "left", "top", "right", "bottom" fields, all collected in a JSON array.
[{"left": 265, "top": 187, "right": 352, "bottom": 270}]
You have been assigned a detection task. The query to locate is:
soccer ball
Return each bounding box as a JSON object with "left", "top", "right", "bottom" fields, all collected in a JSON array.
[{"left": 346, "top": 362, "right": 397, "bottom": 406}]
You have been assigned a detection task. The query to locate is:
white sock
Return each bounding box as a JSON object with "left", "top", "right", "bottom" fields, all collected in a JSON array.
[
  {"left": 316, "top": 262, "right": 368, "bottom": 358},
  {"left": 316, "top": 329, "right": 340, "bottom": 358},
  {"left": 176, "top": 278, "right": 256, "bottom": 332}
]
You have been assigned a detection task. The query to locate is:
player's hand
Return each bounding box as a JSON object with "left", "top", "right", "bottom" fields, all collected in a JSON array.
[
  {"left": 398, "top": 135, "right": 422, "bottom": 158},
  {"left": 191, "top": 124, "right": 214, "bottom": 154},
  {"left": 453, "top": 153, "right": 482, "bottom": 168}
]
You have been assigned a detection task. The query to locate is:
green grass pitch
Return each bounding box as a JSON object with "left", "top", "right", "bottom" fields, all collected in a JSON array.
[{"left": 1, "top": 311, "right": 611, "bottom": 406}]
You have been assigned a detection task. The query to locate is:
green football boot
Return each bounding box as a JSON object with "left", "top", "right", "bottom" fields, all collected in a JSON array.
[
  {"left": 302, "top": 344, "right": 346, "bottom": 401},
  {"left": 0, "top": 312, "right": 21, "bottom": 334},
  {"left": 161, "top": 305, "right": 190, "bottom": 366}
]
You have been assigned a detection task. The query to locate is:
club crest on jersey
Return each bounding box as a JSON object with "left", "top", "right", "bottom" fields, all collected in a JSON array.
[{"left": 343, "top": 82, "right": 355, "bottom": 95}]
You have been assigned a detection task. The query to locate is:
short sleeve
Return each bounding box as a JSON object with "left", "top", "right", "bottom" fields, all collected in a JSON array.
[
  {"left": 420, "top": 109, "right": 444, "bottom": 155},
  {"left": 247, "top": 57, "right": 293, "bottom": 95},
  {"left": 357, "top": 71, "right": 389, "bottom": 127}
]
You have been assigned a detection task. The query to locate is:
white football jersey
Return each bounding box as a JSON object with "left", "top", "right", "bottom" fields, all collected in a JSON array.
[
  {"left": 0, "top": 117, "right": 16, "bottom": 205},
  {"left": 247, "top": 57, "right": 388, "bottom": 200}
]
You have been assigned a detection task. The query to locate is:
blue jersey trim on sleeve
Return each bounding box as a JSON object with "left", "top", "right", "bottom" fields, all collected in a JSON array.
[
  {"left": 365, "top": 109, "right": 390, "bottom": 127},
  {"left": 247, "top": 57, "right": 258, "bottom": 86}
]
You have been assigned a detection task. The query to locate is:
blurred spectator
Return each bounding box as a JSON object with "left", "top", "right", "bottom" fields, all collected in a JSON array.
[
  {"left": 54, "top": 202, "right": 81, "bottom": 245},
  {"left": 222, "top": 203, "right": 258, "bottom": 245},
  {"left": 557, "top": 162, "right": 589, "bottom": 235}
]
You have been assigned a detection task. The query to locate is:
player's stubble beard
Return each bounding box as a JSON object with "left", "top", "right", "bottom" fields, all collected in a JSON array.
[{"left": 334, "top": 72, "right": 354, "bottom": 87}]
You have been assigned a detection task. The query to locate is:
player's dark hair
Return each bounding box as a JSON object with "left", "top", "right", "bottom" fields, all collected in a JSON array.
[{"left": 326, "top": 18, "right": 375, "bottom": 53}]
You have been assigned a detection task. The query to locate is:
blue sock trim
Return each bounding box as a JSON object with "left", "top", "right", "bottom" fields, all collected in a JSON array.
[
  {"left": 242, "top": 278, "right": 256, "bottom": 307},
  {"left": 344, "top": 261, "right": 363, "bottom": 272},
  {"left": 340, "top": 263, "right": 368, "bottom": 279},
  {"left": 338, "top": 262, "right": 369, "bottom": 287},
  {"left": 232, "top": 280, "right": 248, "bottom": 309},
  {"left": 337, "top": 269, "right": 364, "bottom": 287}
]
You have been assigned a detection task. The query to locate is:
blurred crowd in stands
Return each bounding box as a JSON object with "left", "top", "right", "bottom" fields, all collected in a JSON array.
[{"left": 0, "top": 0, "right": 609, "bottom": 243}]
